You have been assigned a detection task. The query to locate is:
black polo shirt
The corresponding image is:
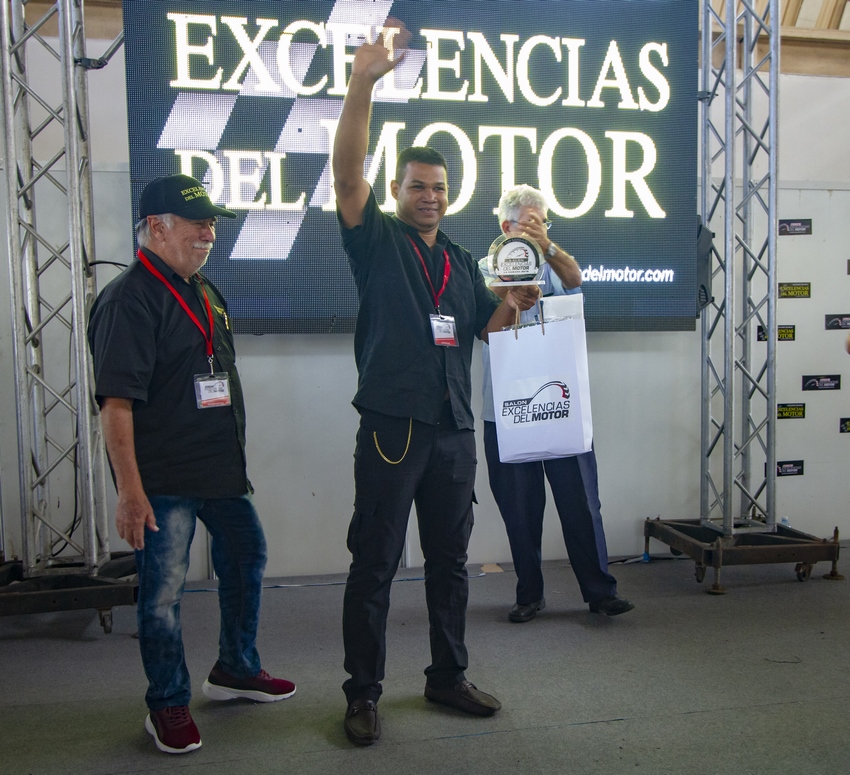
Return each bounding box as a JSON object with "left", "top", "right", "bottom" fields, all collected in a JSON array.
[
  {"left": 88, "top": 247, "right": 249, "bottom": 498},
  {"left": 339, "top": 189, "right": 500, "bottom": 429}
]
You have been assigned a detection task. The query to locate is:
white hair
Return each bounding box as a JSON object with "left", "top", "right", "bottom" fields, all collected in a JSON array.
[
  {"left": 497, "top": 185, "right": 549, "bottom": 224},
  {"left": 135, "top": 213, "right": 175, "bottom": 247}
]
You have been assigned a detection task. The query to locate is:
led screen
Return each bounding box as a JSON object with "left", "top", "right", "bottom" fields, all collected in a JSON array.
[{"left": 123, "top": 0, "right": 698, "bottom": 333}]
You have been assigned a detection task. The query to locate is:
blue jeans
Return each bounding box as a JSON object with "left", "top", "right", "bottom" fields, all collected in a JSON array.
[{"left": 135, "top": 494, "right": 267, "bottom": 710}]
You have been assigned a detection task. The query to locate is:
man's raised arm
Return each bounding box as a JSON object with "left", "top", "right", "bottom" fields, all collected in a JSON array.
[
  {"left": 333, "top": 22, "right": 408, "bottom": 229},
  {"left": 515, "top": 210, "right": 582, "bottom": 289}
]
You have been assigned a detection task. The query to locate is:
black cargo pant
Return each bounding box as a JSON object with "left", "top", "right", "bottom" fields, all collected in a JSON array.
[{"left": 342, "top": 404, "right": 475, "bottom": 704}]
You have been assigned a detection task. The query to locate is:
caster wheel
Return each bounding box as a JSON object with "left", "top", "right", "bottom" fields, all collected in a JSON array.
[
  {"left": 99, "top": 610, "right": 113, "bottom": 634},
  {"left": 795, "top": 563, "right": 812, "bottom": 582},
  {"left": 695, "top": 564, "right": 706, "bottom": 583}
]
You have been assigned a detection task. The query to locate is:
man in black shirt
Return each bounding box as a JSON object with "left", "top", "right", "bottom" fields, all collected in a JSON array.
[
  {"left": 88, "top": 175, "right": 295, "bottom": 755},
  {"left": 332, "top": 23, "right": 538, "bottom": 746}
]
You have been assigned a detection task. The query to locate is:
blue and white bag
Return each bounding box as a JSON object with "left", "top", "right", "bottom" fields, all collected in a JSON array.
[{"left": 489, "top": 314, "right": 593, "bottom": 463}]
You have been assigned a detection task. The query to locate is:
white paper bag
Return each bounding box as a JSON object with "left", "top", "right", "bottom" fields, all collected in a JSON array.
[
  {"left": 539, "top": 293, "right": 584, "bottom": 321},
  {"left": 489, "top": 317, "right": 593, "bottom": 463}
]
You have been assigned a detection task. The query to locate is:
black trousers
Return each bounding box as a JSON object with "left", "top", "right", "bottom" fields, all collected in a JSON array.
[
  {"left": 342, "top": 406, "right": 475, "bottom": 703},
  {"left": 483, "top": 421, "right": 617, "bottom": 605}
]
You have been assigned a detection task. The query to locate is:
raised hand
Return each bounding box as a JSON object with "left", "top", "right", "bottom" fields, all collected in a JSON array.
[
  {"left": 515, "top": 210, "right": 552, "bottom": 253},
  {"left": 350, "top": 19, "right": 411, "bottom": 81}
]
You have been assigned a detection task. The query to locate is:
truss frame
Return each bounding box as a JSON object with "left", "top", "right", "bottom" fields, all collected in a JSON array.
[
  {"left": 700, "top": 0, "right": 779, "bottom": 535},
  {"left": 0, "top": 0, "right": 110, "bottom": 576}
]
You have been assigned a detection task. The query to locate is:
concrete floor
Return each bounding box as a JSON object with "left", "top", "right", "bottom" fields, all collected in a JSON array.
[{"left": 2, "top": 555, "right": 849, "bottom": 774}]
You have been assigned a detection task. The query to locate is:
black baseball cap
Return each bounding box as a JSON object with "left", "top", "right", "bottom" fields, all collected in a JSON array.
[{"left": 138, "top": 174, "right": 236, "bottom": 219}]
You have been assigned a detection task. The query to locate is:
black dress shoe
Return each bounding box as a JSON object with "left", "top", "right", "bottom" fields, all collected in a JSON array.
[
  {"left": 508, "top": 598, "right": 546, "bottom": 623},
  {"left": 344, "top": 699, "right": 381, "bottom": 745},
  {"left": 424, "top": 680, "right": 501, "bottom": 716},
  {"left": 589, "top": 595, "right": 635, "bottom": 616}
]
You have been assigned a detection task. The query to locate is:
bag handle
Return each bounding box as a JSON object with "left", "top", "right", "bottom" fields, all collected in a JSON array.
[{"left": 511, "top": 296, "right": 546, "bottom": 339}]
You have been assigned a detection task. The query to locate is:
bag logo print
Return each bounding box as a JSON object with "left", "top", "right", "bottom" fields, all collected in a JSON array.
[{"left": 501, "top": 380, "right": 571, "bottom": 424}]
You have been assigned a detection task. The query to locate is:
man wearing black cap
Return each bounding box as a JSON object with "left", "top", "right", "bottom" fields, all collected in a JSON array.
[{"left": 88, "top": 174, "right": 295, "bottom": 755}]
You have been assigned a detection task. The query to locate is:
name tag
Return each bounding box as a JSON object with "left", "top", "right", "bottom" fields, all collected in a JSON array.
[
  {"left": 430, "top": 314, "right": 458, "bottom": 347},
  {"left": 194, "top": 372, "right": 232, "bottom": 408}
]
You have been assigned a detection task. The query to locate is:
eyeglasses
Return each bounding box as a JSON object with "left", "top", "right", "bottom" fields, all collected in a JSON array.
[{"left": 509, "top": 219, "right": 553, "bottom": 230}]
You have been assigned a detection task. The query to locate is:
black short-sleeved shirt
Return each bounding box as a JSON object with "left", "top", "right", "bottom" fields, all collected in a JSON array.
[
  {"left": 88, "top": 247, "right": 249, "bottom": 498},
  {"left": 339, "top": 190, "right": 501, "bottom": 430}
]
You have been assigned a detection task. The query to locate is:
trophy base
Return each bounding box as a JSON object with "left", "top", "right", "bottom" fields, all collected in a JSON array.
[{"left": 489, "top": 278, "right": 546, "bottom": 287}]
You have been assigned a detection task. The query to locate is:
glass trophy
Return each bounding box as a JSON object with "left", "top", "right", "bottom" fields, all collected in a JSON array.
[{"left": 486, "top": 234, "right": 545, "bottom": 286}]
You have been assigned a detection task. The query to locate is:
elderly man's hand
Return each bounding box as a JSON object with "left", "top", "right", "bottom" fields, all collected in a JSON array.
[
  {"left": 506, "top": 283, "right": 540, "bottom": 312},
  {"left": 116, "top": 489, "right": 158, "bottom": 550},
  {"left": 514, "top": 210, "right": 552, "bottom": 253}
]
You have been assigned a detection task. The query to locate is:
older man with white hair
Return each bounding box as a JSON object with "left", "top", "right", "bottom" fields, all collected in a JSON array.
[
  {"left": 88, "top": 174, "right": 296, "bottom": 755},
  {"left": 479, "top": 184, "right": 634, "bottom": 623}
]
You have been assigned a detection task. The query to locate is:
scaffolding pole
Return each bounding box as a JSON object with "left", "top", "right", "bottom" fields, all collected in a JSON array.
[
  {"left": 644, "top": 0, "right": 841, "bottom": 591},
  {"left": 701, "top": 0, "right": 780, "bottom": 534},
  {"left": 0, "top": 1, "right": 134, "bottom": 628}
]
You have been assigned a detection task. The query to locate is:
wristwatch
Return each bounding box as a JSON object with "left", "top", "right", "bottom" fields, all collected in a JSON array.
[{"left": 546, "top": 242, "right": 558, "bottom": 258}]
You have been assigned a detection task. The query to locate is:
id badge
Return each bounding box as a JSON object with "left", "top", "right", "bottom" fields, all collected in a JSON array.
[
  {"left": 194, "top": 372, "right": 232, "bottom": 408},
  {"left": 430, "top": 314, "right": 458, "bottom": 347}
]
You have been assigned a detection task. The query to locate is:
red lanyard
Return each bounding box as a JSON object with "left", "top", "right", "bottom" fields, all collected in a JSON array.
[
  {"left": 137, "top": 249, "right": 216, "bottom": 373},
  {"left": 407, "top": 236, "right": 451, "bottom": 314}
]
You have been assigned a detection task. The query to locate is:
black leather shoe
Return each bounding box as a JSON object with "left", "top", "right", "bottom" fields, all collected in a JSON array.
[
  {"left": 344, "top": 699, "right": 381, "bottom": 746},
  {"left": 508, "top": 598, "right": 546, "bottom": 623},
  {"left": 424, "top": 680, "right": 501, "bottom": 716},
  {"left": 589, "top": 595, "right": 635, "bottom": 616}
]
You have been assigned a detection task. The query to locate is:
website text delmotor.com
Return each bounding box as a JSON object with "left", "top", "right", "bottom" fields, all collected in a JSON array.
[{"left": 580, "top": 265, "right": 674, "bottom": 282}]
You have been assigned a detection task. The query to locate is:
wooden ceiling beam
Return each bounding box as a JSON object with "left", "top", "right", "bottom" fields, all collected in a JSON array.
[{"left": 814, "top": 0, "right": 848, "bottom": 29}]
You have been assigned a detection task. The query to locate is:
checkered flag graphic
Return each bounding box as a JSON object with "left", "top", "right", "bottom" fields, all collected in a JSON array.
[{"left": 155, "top": 0, "right": 426, "bottom": 262}]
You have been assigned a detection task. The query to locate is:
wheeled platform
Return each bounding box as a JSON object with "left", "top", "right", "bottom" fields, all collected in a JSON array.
[
  {"left": 0, "top": 552, "right": 137, "bottom": 632},
  {"left": 643, "top": 518, "right": 843, "bottom": 593}
]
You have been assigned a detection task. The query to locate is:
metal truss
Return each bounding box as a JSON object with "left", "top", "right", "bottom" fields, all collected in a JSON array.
[
  {"left": 0, "top": 0, "right": 119, "bottom": 576},
  {"left": 700, "top": 0, "right": 779, "bottom": 535}
]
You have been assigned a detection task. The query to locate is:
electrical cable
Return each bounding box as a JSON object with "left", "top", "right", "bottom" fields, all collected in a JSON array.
[
  {"left": 89, "top": 260, "right": 128, "bottom": 269},
  {"left": 184, "top": 571, "right": 487, "bottom": 594}
]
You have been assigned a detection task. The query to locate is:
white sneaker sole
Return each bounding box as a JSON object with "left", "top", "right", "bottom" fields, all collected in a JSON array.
[
  {"left": 202, "top": 679, "right": 296, "bottom": 703},
  {"left": 145, "top": 714, "right": 202, "bottom": 754}
]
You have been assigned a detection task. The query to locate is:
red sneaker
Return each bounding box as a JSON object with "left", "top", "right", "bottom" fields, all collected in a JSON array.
[
  {"left": 202, "top": 661, "right": 296, "bottom": 703},
  {"left": 145, "top": 706, "right": 202, "bottom": 754}
]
